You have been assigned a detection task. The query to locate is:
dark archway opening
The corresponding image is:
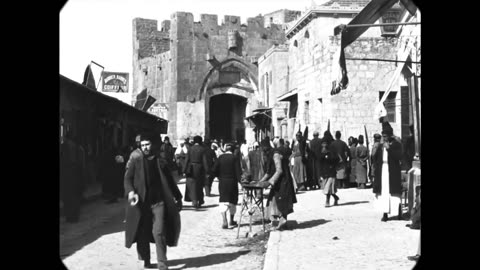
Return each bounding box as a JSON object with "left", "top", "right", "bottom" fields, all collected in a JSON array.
[{"left": 209, "top": 94, "right": 247, "bottom": 142}]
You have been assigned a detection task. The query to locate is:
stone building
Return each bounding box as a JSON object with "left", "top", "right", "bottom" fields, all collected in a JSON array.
[
  {"left": 261, "top": 0, "right": 415, "bottom": 142},
  {"left": 263, "top": 9, "right": 302, "bottom": 29},
  {"left": 132, "top": 10, "right": 300, "bottom": 144},
  {"left": 132, "top": 0, "right": 418, "bottom": 146}
]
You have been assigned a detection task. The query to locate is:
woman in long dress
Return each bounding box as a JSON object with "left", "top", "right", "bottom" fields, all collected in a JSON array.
[
  {"left": 290, "top": 132, "right": 307, "bottom": 191},
  {"left": 355, "top": 135, "right": 369, "bottom": 189},
  {"left": 373, "top": 122, "right": 403, "bottom": 222}
]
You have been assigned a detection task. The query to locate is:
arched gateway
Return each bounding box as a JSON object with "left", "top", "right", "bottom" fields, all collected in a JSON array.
[{"left": 199, "top": 57, "right": 259, "bottom": 142}]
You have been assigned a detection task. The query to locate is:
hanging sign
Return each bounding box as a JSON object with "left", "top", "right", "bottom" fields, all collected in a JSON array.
[{"left": 101, "top": 71, "right": 129, "bottom": 92}]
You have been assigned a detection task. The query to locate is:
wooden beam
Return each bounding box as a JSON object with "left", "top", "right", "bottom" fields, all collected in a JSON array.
[
  {"left": 345, "top": 57, "right": 420, "bottom": 64},
  {"left": 344, "top": 22, "right": 420, "bottom": 28}
]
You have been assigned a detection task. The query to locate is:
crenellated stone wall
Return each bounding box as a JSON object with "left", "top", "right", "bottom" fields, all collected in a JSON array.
[{"left": 132, "top": 10, "right": 300, "bottom": 144}]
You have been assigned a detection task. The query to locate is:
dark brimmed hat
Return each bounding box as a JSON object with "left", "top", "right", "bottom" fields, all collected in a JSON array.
[
  {"left": 139, "top": 132, "right": 154, "bottom": 142},
  {"left": 193, "top": 135, "right": 203, "bottom": 144}
]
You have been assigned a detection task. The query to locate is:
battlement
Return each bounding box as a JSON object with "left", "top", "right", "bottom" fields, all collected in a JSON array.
[
  {"left": 263, "top": 9, "right": 302, "bottom": 28},
  {"left": 161, "top": 20, "right": 171, "bottom": 32},
  {"left": 166, "top": 11, "right": 290, "bottom": 38},
  {"left": 133, "top": 18, "right": 170, "bottom": 60}
]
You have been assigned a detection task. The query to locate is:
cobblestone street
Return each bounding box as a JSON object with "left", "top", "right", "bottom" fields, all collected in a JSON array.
[
  {"left": 61, "top": 178, "right": 269, "bottom": 270},
  {"left": 61, "top": 180, "right": 419, "bottom": 270},
  {"left": 263, "top": 186, "right": 419, "bottom": 270}
]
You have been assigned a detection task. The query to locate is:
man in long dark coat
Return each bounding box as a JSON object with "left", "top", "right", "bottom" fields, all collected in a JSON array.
[
  {"left": 124, "top": 133, "right": 183, "bottom": 269},
  {"left": 212, "top": 144, "right": 241, "bottom": 229},
  {"left": 372, "top": 121, "right": 403, "bottom": 222},
  {"left": 309, "top": 131, "right": 323, "bottom": 189},
  {"left": 259, "top": 138, "right": 297, "bottom": 230},
  {"left": 203, "top": 140, "right": 217, "bottom": 197},
  {"left": 160, "top": 136, "right": 176, "bottom": 172},
  {"left": 183, "top": 135, "right": 209, "bottom": 208}
]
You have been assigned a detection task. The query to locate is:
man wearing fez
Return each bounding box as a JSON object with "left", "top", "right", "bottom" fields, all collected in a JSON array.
[
  {"left": 212, "top": 143, "right": 241, "bottom": 229},
  {"left": 372, "top": 121, "right": 404, "bottom": 222},
  {"left": 124, "top": 133, "right": 183, "bottom": 269}
]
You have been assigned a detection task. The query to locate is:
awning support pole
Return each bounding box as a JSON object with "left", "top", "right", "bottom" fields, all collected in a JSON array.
[
  {"left": 344, "top": 22, "right": 420, "bottom": 28},
  {"left": 345, "top": 57, "right": 420, "bottom": 64}
]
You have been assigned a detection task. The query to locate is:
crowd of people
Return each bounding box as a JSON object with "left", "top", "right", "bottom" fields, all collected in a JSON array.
[
  {"left": 119, "top": 117, "right": 420, "bottom": 269},
  {"left": 61, "top": 116, "right": 420, "bottom": 269}
]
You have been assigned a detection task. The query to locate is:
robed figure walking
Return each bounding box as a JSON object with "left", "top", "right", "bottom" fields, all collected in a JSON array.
[
  {"left": 124, "top": 133, "right": 183, "bottom": 269},
  {"left": 212, "top": 143, "right": 241, "bottom": 229},
  {"left": 259, "top": 138, "right": 297, "bottom": 230},
  {"left": 183, "top": 135, "right": 209, "bottom": 208}
]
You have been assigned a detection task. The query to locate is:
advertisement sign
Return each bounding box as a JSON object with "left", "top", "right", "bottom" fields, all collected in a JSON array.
[{"left": 101, "top": 71, "right": 129, "bottom": 92}]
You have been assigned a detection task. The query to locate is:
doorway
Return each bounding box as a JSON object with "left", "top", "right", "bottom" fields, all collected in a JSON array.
[{"left": 209, "top": 94, "right": 247, "bottom": 142}]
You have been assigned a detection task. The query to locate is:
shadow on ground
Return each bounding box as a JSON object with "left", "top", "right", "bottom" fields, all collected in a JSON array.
[
  {"left": 282, "top": 219, "right": 331, "bottom": 230},
  {"left": 60, "top": 210, "right": 125, "bottom": 260},
  {"left": 167, "top": 250, "right": 251, "bottom": 269},
  {"left": 182, "top": 204, "right": 219, "bottom": 211},
  {"left": 335, "top": 200, "right": 370, "bottom": 207}
]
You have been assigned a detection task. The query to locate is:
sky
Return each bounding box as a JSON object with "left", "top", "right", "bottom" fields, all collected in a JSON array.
[{"left": 60, "top": 0, "right": 329, "bottom": 93}]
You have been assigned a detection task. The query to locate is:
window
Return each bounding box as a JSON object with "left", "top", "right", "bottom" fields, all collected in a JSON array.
[
  {"left": 304, "top": 30, "right": 310, "bottom": 39},
  {"left": 289, "top": 96, "right": 298, "bottom": 118},
  {"left": 379, "top": 91, "right": 397, "bottom": 123},
  {"left": 261, "top": 74, "right": 265, "bottom": 90},
  {"left": 304, "top": 101, "right": 310, "bottom": 124},
  {"left": 265, "top": 73, "right": 269, "bottom": 107},
  {"left": 293, "top": 40, "right": 298, "bottom": 47}
]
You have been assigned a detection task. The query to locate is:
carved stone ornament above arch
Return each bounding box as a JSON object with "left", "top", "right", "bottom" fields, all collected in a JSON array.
[{"left": 197, "top": 56, "right": 259, "bottom": 100}]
